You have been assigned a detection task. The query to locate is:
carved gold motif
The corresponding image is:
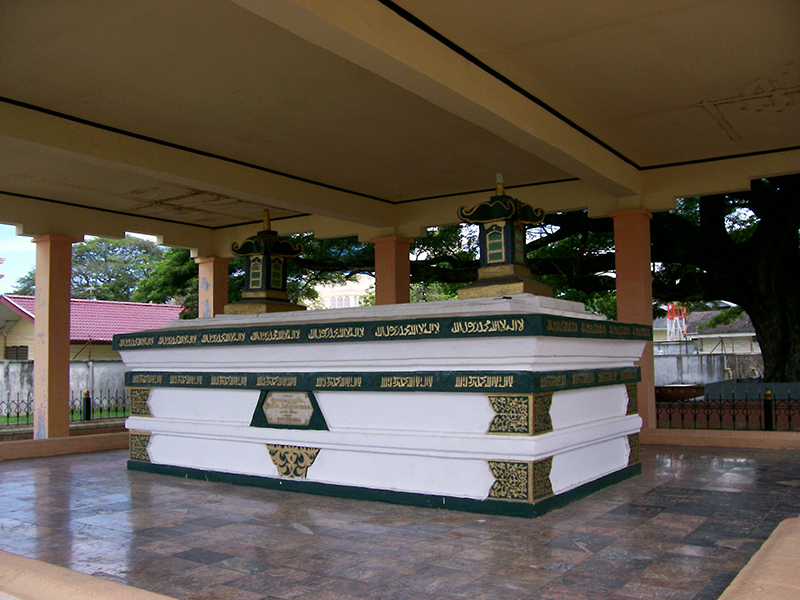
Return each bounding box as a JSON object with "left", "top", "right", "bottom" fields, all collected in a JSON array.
[
  {"left": 488, "top": 393, "right": 552, "bottom": 436},
  {"left": 454, "top": 375, "right": 514, "bottom": 389},
  {"left": 450, "top": 318, "right": 525, "bottom": 335},
  {"left": 628, "top": 433, "right": 640, "bottom": 466},
  {"left": 267, "top": 444, "right": 320, "bottom": 478},
  {"left": 315, "top": 376, "right": 362, "bottom": 389},
  {"left": 625, "top": 383, "right": 639, "bottom": 415},
  {"left": 129, "top": 431, "right": 151, "bottom": 462},
  {"left": 487, "top": 461, "right": 531, "bottom": 501},
  {"left": 488, "top": 395, "right": 530, "bottom": 435},
  {"left": 256, "top": 375, "right": 298, "bottom": 388},
  {"left": 129, "top": 373, "right": 163, "bottom": 385},
  {"left": 168, "top": 375, "right": 203, "bottom": 386},
  {"left": 533, "top": 393, "right": 554, "bottom": 435},
  {"left": 380, "top": 375, "right": 434, "bottom": 389},
  {"left": 533, "top": 457, "right": 554, "bottom": 500},
  {"left": 487, "top": 456, "right": 554, "bottom": 503},
  {"left": 118, "top": 336, "right": 155, "bottom": 348},
  {"left": 539, "top": 374, "right": 567, "bottom": 389},
  {"left": 129, "top": 388, "right": 152, "bottom": 417}
]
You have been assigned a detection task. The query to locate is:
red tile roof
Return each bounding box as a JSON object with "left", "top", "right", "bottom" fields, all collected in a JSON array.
[{"left": 1, "top": 295, "right": 183, "bottom": 342}]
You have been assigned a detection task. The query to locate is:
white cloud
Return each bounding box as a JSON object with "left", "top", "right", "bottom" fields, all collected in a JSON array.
[{"left": 0, "top": 237, "right": 35, "bottom": 254}]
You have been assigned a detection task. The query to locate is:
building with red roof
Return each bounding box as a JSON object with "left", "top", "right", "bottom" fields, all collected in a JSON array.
[{"left": 0, "top": 295, "right": 183, "bottom": 361}]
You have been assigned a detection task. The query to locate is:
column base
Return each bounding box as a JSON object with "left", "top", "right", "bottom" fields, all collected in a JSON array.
[{"left": 224, "top": 299, "right": 306, "bottom": 314}]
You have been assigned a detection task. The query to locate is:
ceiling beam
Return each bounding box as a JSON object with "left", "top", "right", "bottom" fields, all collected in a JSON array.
[
  {"left": 0, "top": 101, "right": 396, "bottom": 230},
  {"left": 640, "top": 149, "right": 800, "bottom": 209},
  {"left": 0, "top": 191, "right": 220, "bottom": 255},
  {"left": 233, "top": 0, "right": 641, "bottom": 197}
]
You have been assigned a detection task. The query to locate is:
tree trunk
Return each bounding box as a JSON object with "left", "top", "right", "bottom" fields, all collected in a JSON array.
[
  {"left": 738, "top": 230, "right": 800, "bottom": 382},
  {"left": 746, "top": 294, "right": 800, "bottom": 382},
  {"left": 650, "top": 177, "right": 800, "bottom": 382},
  {"left": 735, "top": 181, "right": 800, "bottom": 382}
]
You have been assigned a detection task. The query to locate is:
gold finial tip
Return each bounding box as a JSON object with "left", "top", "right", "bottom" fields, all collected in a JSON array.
[
  {"left": 495, "top": 172, "right": 505, "bottom": 195},
  {"left": 263, "top": 209, "right": 271, "bottom": 231}
]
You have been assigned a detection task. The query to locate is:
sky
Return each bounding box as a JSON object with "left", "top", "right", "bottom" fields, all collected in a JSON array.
[
  {"left": 0, "top": 227, "right": 165, "bottom": 296},
  {"left": 0, "top": 224, "right": 36, "bottom": 295}
]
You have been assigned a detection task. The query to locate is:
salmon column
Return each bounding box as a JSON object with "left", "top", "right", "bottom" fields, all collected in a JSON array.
[
  {"left": 195, "top": 257, "right": 230, "bottom": 318},
  {"left": 33, "top": 234, "right": 77, "bottom": 439},
  {"left": 611, "top": 209, "right": 655, "bottom": 429},
  {"left": 370, "top": 235, "right": 412, "bottom": 305}
]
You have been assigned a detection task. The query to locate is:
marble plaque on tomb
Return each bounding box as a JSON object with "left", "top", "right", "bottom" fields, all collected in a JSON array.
[{"left": 263, "top": 392, "right": 314, "bottom": 427}]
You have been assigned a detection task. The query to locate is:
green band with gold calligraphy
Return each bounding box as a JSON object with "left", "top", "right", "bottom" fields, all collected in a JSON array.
[{"left": 126, "top": 366, "right": 640, "bottom": 394}]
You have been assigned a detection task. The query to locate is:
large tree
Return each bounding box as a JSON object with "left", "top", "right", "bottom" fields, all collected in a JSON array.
[
  {"left": 650, "top": 176, "right": 800, "bottom": 382},
  {"left": 14, "top": 235, "right": 165, "bottom": 301}
]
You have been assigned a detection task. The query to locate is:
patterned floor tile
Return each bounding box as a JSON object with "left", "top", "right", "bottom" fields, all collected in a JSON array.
[{"left": 1, "top": 445, "right": 799, "bottom": 599}]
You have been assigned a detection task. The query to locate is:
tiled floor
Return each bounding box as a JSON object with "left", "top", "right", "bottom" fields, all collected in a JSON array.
[{"left": 1, "top": 446, "right": 799, "bottom": 600}]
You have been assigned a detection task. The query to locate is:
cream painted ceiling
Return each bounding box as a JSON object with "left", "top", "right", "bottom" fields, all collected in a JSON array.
[
  {"left": 396, "top": 0, "right": 800, "bottom": 166},
  {"left": 0, "top": 0, "right": 797, "bottom": 235}
]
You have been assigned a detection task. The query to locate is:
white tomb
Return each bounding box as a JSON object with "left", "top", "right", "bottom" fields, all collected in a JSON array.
[{"left": 118, "top": 294, "right": 647, "bottom": 516}]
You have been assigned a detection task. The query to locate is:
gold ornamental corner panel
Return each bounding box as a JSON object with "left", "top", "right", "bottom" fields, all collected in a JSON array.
[
  {"left": 627, "top": 433, "right": 640, "bottom": 466},
  {"left": 487, "top": 393, "right": 553, "bottom": 436},
  {"left": 267, "top": 444, "right": 320, "bottom": 478},
  {"left": 625, "top": 383, "right": 638, "bottom": 416},
  {"left": 129, "top": 431, "right": 151, "bottom": 462},
  {"left": 129, "top": 388, "right": 152, "bottom": 417},
  {"left": 487, "top": 457, "right": 553, "bottom": 502}
]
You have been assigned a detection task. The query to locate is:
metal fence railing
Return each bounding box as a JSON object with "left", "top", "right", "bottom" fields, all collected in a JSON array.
[
  {"left": 0, "top": 392, "right": 34, "bottom": 426},
  {"left": 0, "top": 390, "right": 129, "bottom": 426},
  {"left": 657, "top": 385, "right": 800, "bottom": 431}
]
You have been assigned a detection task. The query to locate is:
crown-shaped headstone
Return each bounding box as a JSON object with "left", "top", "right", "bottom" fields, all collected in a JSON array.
[
  {"left": 457, "top": 174, "right": 552, "bottom": 299},
  {"left": 224, "top": 210, "right": 306, "bottom": 314}
]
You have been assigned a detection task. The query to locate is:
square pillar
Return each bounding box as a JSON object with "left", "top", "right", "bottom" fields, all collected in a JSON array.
[
  {"left": 370, "top": 235, "right": 411, "bottom": 305},
  {"left": 194, "top": 257, "right": 230, "bottom": 318},
  {"left": 32, "top": 234, "right": 78, "bottom": 439},
  {"left": 610, "top": 209, "right": 655, "bottom": 430}
]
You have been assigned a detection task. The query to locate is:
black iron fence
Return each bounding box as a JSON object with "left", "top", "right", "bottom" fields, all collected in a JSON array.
[
  {"left": 657, "top": 382, "right": 800, "bottom": 431},
  {"left": 0, "top": 390, "right": 129, "bottom": 426}
]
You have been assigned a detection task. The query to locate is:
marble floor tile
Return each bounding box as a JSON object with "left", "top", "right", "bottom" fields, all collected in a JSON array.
[{"left": 1, "top": 445, "right": 799, "bottom": 599}]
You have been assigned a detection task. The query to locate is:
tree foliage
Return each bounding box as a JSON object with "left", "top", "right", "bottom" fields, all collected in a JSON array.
[
  {"left": 14, "top": 235, "right": 164, "bottom": 301},
  {"left": 130, "top": 247, "right": 200, "bottom": 315},
  {"left": 132, "top": 234, "right": 374, "bottom": 317}
]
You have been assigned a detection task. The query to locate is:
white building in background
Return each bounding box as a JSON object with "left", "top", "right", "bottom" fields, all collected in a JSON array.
[
  {"left": 653, "top": 310, "right": 760, "bottom": 356},
  {"left": 314, "top": 275, "right": 374, "bottom": 309}
]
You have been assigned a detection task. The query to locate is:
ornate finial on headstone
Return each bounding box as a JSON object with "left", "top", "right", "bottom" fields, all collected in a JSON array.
[
  {"left": 456, "top": 175, "right": 552, "bottom": 299},
  {"left": 223, "top": 209, "right": 306, "bottom": 314}
]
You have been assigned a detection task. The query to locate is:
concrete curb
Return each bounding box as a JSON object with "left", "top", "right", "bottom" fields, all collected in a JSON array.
[
  {"left": 640, "top": 428, "right": 800, "bottom": 450},
  {"left": 0, "top": 432, "right": 129, "bottom": 462},
  {"left": 0, "top": 550, "right": 177, "bottom": 600},
  {"left": 719, "top": 517, "right": 800, "bottom": 599}
]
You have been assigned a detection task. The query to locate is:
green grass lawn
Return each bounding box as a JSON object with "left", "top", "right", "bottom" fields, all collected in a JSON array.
[{"left": 0, "top": 409, "right": 129, "bottom": 426}]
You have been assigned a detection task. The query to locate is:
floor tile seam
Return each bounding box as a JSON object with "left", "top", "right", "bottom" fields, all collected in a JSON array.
[{"left": 602, "top": 526, "right": 671, "bottom": 566}]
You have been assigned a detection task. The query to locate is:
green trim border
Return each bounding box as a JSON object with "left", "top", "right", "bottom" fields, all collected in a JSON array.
[
  {"left": 113, "top": 313, "right": 651, "bottom": 351},
  {"left": 126, "top": 366, "right": 640, "bottom": 394},
  {"left": 127, "top": 460, "right": 641, "bottom": 518}
]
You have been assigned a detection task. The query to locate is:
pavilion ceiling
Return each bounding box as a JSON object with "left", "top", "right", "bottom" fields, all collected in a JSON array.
[
  {"left": 0, "top": 0, "right": 797, "bottom": 244},
  {"left": 396, "top": 0, "right": 800, "bottom": 167}
]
